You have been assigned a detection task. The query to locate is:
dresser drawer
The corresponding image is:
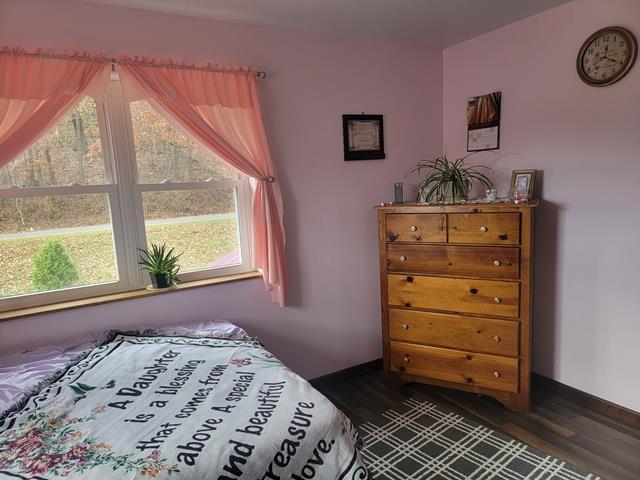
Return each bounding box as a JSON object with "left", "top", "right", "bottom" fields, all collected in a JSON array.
[
  {"left": 448, "top": 213, "right": 520, "bottom": 245},
  {"left": 387, "top": 274, "right": 520, "bottom": 318},
  {"left": 390, "top": 341, "right": 519, "bottom": 393},
  {"left": 387, "top": 244, "right": 519, "bottom": 280},
  {"left": 385, "top": 214, "right": 446, "bottom": 243},
  {"left": 389, "top": 308, "right": 519, "bottom": 356}
]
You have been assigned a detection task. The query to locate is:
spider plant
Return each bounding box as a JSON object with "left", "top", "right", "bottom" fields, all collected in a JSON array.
[
  {"left": 405, "top": 154, "right": 494, "bottom": 203},
  {"left": 138, "top": 243, "right": 182, "bottom": 289}
]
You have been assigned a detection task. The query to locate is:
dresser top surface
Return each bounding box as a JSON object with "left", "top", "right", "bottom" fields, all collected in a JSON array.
[{"left": 375, "top": 200, "right": 539, "bottom": 213}]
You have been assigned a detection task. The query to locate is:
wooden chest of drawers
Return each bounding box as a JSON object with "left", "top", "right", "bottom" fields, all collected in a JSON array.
[{"left": 377, "top": 202, "right": 537, "bottom": 411}]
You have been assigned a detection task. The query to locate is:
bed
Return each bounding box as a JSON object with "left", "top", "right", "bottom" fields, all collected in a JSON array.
[{"left": 0, "top": 321, "right": 369, "bottom": 479}]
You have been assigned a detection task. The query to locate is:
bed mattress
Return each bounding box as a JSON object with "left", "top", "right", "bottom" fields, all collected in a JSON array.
[{"left": 0, "top": 321, "right": 369, "bottom": 479}]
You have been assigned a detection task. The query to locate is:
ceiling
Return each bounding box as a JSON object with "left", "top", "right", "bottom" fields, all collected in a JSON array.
[{"left": 81, "top": 0, "right": 573, "bottom": 48}]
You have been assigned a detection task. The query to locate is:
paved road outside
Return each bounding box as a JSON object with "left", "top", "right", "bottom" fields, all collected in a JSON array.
[{"left": 0, "top": 213, "right": 236, "bottom": 240}]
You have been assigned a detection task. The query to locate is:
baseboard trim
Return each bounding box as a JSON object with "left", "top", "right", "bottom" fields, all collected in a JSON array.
[
  {"left": 309, "top": 358, "right": 383, "bottom": 389},
  {"left": 532, "top": 373, "right": 640, "bottom": 429}
]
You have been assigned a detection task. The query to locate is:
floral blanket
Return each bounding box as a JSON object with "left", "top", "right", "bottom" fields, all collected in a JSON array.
[{"left": 0, "top": 333, "right": 369, "bottom": 479}]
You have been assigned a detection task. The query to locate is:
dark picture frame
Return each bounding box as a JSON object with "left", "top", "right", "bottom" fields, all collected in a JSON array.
[
  {"left": 466, "top": 91, "right": 501, "bottom": 152},
  {"left": 342, "top": 114, "right": 385, "bottom": 161}
]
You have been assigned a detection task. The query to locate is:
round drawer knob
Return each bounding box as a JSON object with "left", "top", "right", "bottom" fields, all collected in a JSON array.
[
  {"left": 494, "top": 297, "right": 502, "bottom": 304},
  {"left": 493, "top": 371, "right": 502, "bottom": 378},
  {"left": 400, "top": 255, "right": 407, "bottom": 262},
  {"left": 493, "top": 336, "right": 501, "bottom": 343},
  {"left": 493, "top": 260, "right": 502, "bottom": 267},
  {"left": 402, "top": 355, "right": 410, "bottom": 364},
  {"left": 402, "top": 324, "right": 409, "bottom": 330},
  {"left": 410, "top": 225, "right": 418, "bottom": 232},
  {"left": 480, "top": 226, "right": 488, "bottom": 232}
]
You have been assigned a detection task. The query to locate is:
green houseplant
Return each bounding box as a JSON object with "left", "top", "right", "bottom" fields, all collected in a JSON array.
[
  {"left": 138, "top": 243, "right": 182, "bottom": 289},
  {"left": 406, "top": 154, "right": 494, "bottom": 203}
]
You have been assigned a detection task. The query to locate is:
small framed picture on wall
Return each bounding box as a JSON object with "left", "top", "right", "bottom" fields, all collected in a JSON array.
[
  {"left": 508, "top": 169, "right": 537, "bottom": 203},
  {"left": 342, "top": 114, "right": 385, "bottom": 161},
  {"left": 467, "top": 91, "right": 501, "bottom": 151}
]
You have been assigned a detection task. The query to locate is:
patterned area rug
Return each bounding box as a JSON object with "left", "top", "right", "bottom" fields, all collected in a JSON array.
[{"left": 360, "top": 398, "right": 601, "bottom": 480}]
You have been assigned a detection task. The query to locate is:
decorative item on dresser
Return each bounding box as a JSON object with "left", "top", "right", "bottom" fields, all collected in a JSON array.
[
  {"left": 508, "top": 169, "right": 537, "bottom": 203},
  {"left": 376, "top": 202, "right": 538, "bottom": 411},
  {"left": 405, "top": 154, "right": 494, "bottom": 203}
]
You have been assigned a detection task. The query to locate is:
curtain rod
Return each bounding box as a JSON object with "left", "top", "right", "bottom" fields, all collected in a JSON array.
[{"left": 3, "top": 50, "right": 267, "bottom": 79}]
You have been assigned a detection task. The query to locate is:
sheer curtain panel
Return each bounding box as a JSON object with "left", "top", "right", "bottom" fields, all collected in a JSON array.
[
  {"left": 0, "top": 49, "right": 109, "bottom": 166},
  {"left": 120, "top": 61, "right": 286, "bottom": 305}
]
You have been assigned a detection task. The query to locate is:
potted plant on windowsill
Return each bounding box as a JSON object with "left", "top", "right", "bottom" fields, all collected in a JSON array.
[
  {"left": 138, "top": 243, "right": 182, "bottom": 290},
  {"left": 405, "top": 154, "right": 494, "bottom": 203}
]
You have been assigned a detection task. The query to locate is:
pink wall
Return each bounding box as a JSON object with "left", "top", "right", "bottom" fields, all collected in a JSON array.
[
  {"left": 0, "top": 1, "right": 442, "bottom": 378},
  {"left": 4, "top": 0, "right": 635, "bottom": 412},
  {"left": 443, "top": 0, "right": 640, "bottom": 411}
]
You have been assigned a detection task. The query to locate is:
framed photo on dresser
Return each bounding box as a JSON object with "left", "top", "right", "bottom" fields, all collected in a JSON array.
[{"left": 508, "top": 169, "right": 537, "bottom": 202}]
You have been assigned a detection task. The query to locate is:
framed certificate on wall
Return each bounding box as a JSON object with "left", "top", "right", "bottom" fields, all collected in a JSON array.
[{"left": 342, "top": 114, "right": 385, "bottom": 161}]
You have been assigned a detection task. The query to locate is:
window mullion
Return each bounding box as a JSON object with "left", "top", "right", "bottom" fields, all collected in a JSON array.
[
  {"left": 0, "top": 184, "right": 115, "bottom": 198},
  {"left": 237, "top": 177, "right": 254, "bottom": 269},
  {"left": 103, "top": 80, "right": 147, "bottom": 290},
  {"left": 96, "top": 99, "right": 115, "bottom": 185},
  {"left": 132, "top": 179, "right": 242, "bottom": 193}
]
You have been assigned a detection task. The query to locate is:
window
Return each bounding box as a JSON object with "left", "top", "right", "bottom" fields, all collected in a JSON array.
[{"left": 0, "top": 82, "right": 252, "bottom": 311}]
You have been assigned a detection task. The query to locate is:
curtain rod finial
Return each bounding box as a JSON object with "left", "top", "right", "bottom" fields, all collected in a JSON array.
[{"left": 256, "top": 71, "right": 267, "bottom": 79}]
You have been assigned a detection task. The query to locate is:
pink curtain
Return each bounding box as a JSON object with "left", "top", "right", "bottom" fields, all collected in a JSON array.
[
  {"left": 120, "top": 61, "right": 286, "bottom": 305},
  {"left": 0, "top": 49, "right": 109, "bottom": 167}
]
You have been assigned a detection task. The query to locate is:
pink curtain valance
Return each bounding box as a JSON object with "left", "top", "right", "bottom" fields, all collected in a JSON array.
[
  {"left": 118, "top": 56, "right": 258, "bottom": 108},
  {"left": 0, "top": 48, "right": 109, "bottom": 167},
  {"left": 0, "top": 48, "right": 110, "bottom": 100},
  {"left": 0, "top": 48, "right": 286, "bottom": 306}
]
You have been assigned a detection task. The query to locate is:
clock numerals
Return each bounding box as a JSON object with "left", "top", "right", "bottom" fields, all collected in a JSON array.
[{"left": 578, "top": 27, "right": 636, "bottom": 86}]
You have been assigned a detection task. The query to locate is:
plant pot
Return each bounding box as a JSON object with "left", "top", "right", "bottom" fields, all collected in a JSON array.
[
  {"left": 149, "top": 272, "right": 172, "bottom": 289},
  {"left": 443, "top": 182, "right": 468, "bottom": 203},
  {"left": 418, "top": 182, "right": 468, "bottom": 203}
]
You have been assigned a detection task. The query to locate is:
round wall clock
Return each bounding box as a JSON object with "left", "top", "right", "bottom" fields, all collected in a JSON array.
[{"left": 577, "top": 26, "right": 637, "bottom": 86}]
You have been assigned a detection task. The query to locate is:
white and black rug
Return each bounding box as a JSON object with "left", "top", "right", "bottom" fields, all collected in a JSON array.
[{"left": 360, "top": 398, "right": 601, "bottom": 480}]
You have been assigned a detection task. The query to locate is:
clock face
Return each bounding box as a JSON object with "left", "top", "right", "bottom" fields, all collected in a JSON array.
[{"left": 577, "top": 27, "right": 637, "bottom": 86}]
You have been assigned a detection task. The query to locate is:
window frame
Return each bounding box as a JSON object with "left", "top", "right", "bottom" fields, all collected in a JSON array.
[{"left": 0, "top": 78, "right": 254, "bottom": 313}]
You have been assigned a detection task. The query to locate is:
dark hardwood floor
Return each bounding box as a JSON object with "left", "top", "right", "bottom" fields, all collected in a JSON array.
[{"left": 318, "top": 371, "right": 640, "bottom": 480}]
